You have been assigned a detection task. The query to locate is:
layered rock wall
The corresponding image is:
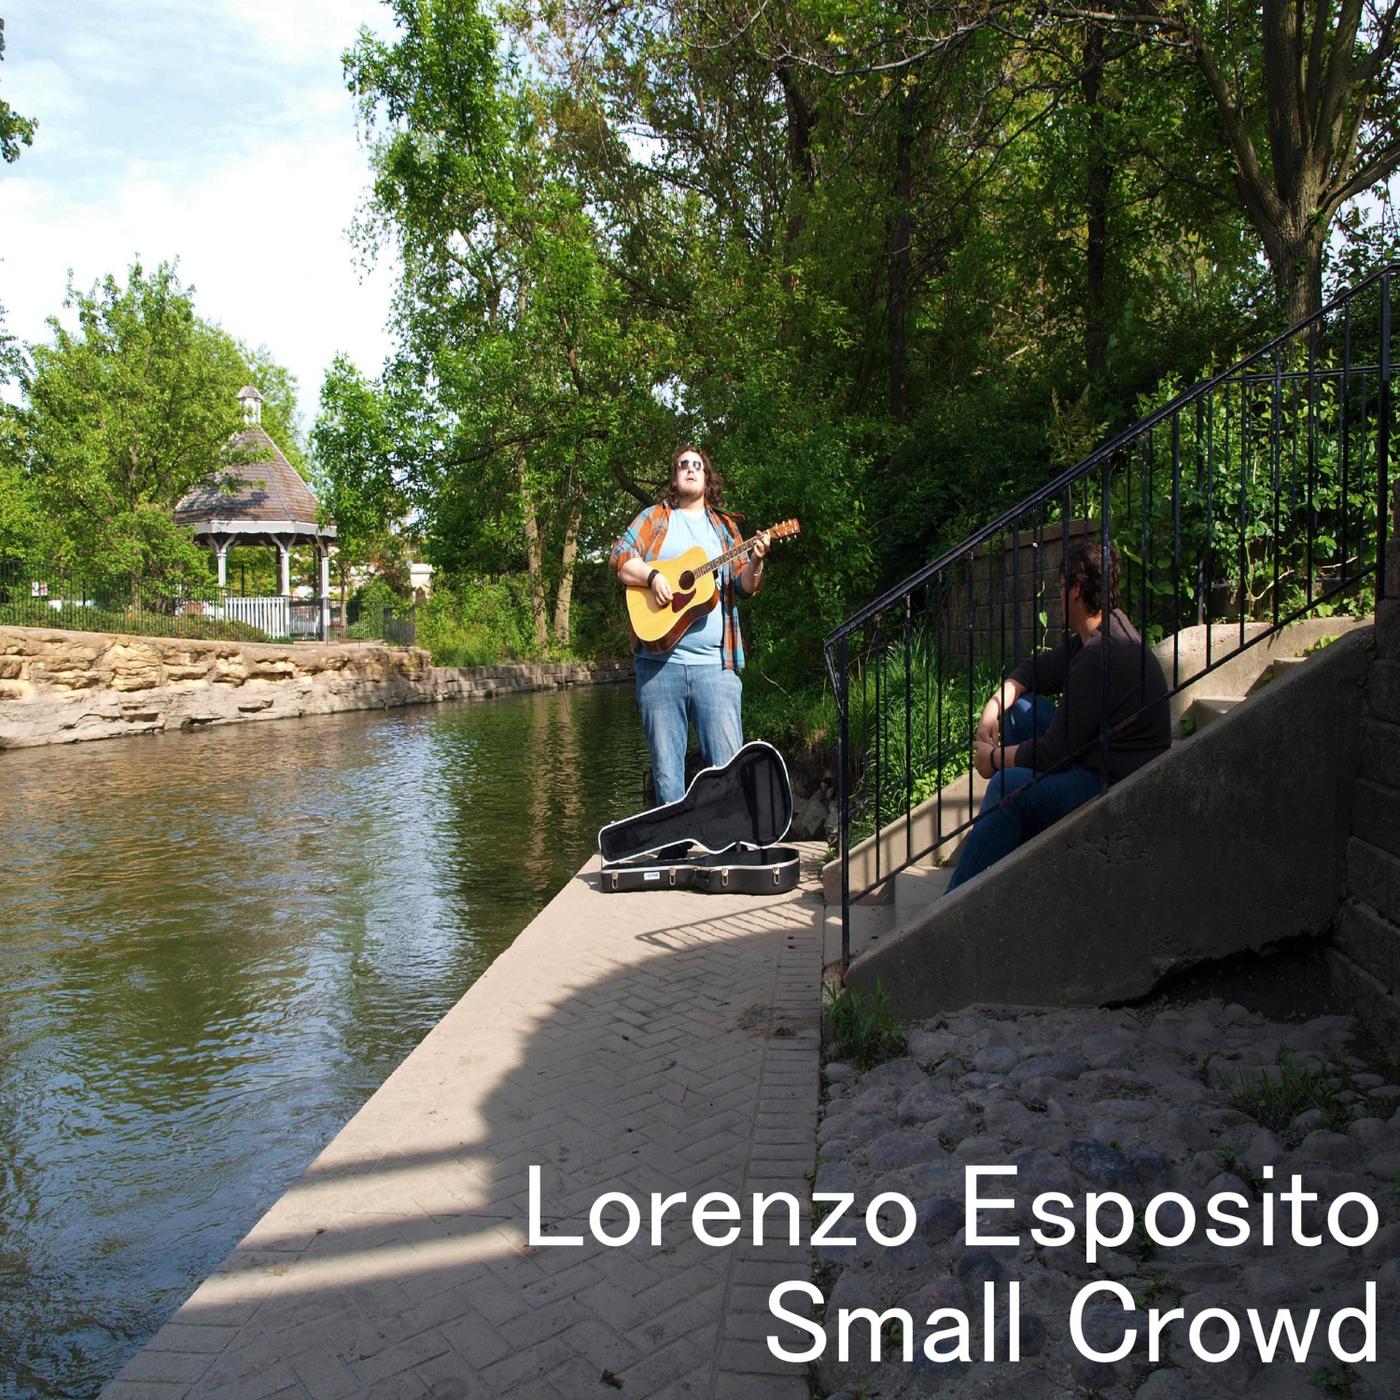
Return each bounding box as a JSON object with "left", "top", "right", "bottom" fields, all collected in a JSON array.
[{"left": 0, "top": 626, "right": 629, "bottom": 750}]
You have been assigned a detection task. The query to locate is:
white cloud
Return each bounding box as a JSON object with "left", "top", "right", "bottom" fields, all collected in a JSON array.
[
  {"left": 216, "top": 0, "right": 387, "bottom": 68},
  {"left": 0, "top": 0, "right": 401, "bottom": 428}
]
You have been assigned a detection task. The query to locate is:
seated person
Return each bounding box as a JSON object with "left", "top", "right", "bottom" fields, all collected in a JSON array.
[{"left": 946, "top": 539, "right": 1171, "bottom": 892}]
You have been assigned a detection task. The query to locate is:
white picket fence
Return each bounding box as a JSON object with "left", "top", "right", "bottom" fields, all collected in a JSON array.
[{"left": 188, "top": 595, "right": 323, "bottom": 638}]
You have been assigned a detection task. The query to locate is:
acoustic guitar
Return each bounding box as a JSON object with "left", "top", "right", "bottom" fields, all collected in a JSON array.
[{"left": 627, "top": 518, "right": 800, "bottom": 650}]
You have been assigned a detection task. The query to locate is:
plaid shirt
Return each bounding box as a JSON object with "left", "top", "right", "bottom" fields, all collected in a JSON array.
[{"left": 610, "top": 501, "right": 759, "bottom": 670}]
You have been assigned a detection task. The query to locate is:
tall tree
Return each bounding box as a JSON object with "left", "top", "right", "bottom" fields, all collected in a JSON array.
[
  {"left": 311, "top": 355, "right": 413, "bottom": 612},
  {"left": 1174, "top": 0, "right": 1400, "bottom": 323},
  {"left": 345, "top": 0, "right": 661, "bottom": 650},
  {"left": 22, "top": 262, "right": 253, "bottom": 597}
]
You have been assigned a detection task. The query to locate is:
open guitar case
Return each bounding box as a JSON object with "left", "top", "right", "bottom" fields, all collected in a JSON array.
[{"left": 598, "top": 741, "right": 801, "bottom": 894}]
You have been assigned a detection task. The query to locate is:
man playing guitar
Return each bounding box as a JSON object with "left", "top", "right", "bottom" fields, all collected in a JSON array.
[{"left": 611, "top": 446, "right": 769, "bottom": 806}]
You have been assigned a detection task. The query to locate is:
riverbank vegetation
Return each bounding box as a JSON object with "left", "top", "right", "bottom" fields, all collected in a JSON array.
[
  {"left": 3, "top": 0, "right": 1399, "bottom": 765},
  {"left": 315, "top": 0, "right": 1400, "bottom": 755}
]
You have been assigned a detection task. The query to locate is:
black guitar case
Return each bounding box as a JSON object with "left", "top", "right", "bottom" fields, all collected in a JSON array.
[{"left": 598, "top": 741, "right": 801, "bottom": 895}]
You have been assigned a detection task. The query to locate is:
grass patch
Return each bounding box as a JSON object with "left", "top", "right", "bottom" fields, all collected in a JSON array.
[
  {"left": 1225, "top": 1051, "right": 1351, "bottom": 1142},
  {"left": 823, "top": 978, "right": 907, "bottom": 1070}
]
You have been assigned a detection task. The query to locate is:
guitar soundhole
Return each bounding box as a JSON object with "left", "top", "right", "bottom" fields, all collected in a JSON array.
[{"left": 678, "top": 570, "right": 695, "bottom": 590}]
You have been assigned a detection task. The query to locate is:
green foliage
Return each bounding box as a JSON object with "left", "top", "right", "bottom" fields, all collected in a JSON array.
[
  {"left": 0, "top": 596, "right": 267, "bottom": 643},
  {"left": 1309, "top": 1362, "right": 1358, "bottom": 1397},
  {"left": 0, "top": 18, "right": 36, "bottom": 163},
  {"left": 1225, "top": 1052, "right": 1352, "bottom": 1143},
  {"left": 0, "top": 450, "right": 49, "bottom": 567},
  {"left": 14, "top": 262, "right": 285, "bottom": 592},
  {"left": 1102, "top": 350, "right": 1384, "bottom": 636},
  {"left": 312, "top": 356, "right": 409, "bottom": 595},
  {"left": 848, "top": 641, "right": 1001, "bottom": 843},
  {"left": 414, "top": 576, "right": 540, "bottom": 666},
  {"left": 344, "top": 0, "right": 656, "bottom": 654},
  {"left": 326, "top": 0, "right": 1400, "bottom": 776},
  {"left": 823, "top": 979, "right": 907, "bottom": 1071},
  {"left": 344, "top": 576, "right": 404, "bottom": 639}
]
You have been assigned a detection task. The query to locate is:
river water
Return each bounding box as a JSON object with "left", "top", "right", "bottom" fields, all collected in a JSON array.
[{"left": 0, "top": 683, "right": 649, "bottom": 1398}]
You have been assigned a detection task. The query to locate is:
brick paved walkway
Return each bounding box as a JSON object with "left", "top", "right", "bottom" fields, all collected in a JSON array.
[{"left": 105, "top": 851, "right": 825, "bottom": 1400}]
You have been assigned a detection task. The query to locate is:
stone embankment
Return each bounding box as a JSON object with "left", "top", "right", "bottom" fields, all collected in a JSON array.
[
  {"left": 814, "top": 999, "right": 1400, "bottom": 1400},
  {"left": 0, "top": 625, "right": 629, "bottom": 750}
]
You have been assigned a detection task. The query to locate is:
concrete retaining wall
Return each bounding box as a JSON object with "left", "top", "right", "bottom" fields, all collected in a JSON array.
[
  {"left": 845, "top": 626, "right": 1374, "bottom": 1020},
  {"left": 0, "top": 625, "right": 630, "bottom": 750},
  {"left": 1332, "top": 597, "right": 1400, "bottom": 1055}
]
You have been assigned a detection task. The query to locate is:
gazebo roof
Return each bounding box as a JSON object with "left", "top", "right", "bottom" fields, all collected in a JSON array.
[{"left": 175, "top": 405, "right": 334, "bottom": 540}]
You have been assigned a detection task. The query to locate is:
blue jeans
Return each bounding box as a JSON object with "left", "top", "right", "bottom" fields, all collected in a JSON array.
[
  {"left": 946, "top": 694, "right": 1101, "bottom": 892},
  {"left": 633, "top": 657, "right": 743, "bottom": 805}
]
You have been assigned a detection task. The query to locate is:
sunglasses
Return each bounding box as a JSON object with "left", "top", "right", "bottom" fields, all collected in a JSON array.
[{"left": 677, "top": 460, "right": 705, "bottom": 471}]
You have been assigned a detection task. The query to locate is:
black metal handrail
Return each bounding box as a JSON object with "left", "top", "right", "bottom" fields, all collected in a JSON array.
[{"left": 823, "top": 263, "right": 1395, "bottom": 967}]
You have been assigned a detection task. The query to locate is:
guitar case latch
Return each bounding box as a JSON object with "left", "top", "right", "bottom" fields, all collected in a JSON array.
[{"left": 610, "top": 871, "right": 619, "bottom": 891}]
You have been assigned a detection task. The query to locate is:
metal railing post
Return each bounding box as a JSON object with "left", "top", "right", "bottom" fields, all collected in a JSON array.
[{"left": 837, "top": 635, "right": 850, "bottom": 970}]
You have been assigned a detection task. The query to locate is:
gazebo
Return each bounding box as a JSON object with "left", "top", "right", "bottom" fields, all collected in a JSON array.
[{"left": 175, "top": 387, "right": 337, "bottom": 640}]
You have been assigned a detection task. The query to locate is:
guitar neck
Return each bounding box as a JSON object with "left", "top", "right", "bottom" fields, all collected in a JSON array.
[{"left": 696, "top": 532, "right": 766, "bottom": 581}]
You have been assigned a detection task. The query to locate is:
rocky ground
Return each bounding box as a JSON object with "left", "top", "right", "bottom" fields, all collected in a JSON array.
[{"left": 810, "top": 998, "right": 1400, "bottom": 1399}]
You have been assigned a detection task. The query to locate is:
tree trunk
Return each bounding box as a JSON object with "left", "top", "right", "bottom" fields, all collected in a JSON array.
[
  {"left": 1183, "top": 1, "right": 1400, "bottom": 330},
  {"left": 551, "top": 484, "right": 585, "bottom": 649},
  {"left": 888, "top": 87, "right": 919, "bottom": 426},
  {"left": 516, "top": 450, "right": 549, "bottom": 651},
  {"left": 1082, "top": 21, "right": 1110, "bottom": 378},
  {"left": 776, "top": 56, "right": 816, "bottom": 253},
  {"left": 1277, "top": 230, "right": 1325, "bottom": 327}
]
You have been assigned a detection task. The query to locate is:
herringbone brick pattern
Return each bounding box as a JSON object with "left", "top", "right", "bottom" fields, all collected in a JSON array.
[{"left": 104, "top": 851, "right": 823, "bottom": 1400}]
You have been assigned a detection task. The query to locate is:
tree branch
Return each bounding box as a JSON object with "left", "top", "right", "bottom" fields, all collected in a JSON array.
[{"left": 1328, "top": 138, "right": 1400, "bottom": 208}]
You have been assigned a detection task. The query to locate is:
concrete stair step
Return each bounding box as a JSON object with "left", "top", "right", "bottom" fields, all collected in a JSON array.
[
  {"left": 1182, "top": 694, "right": 1240, "bottom": 736},
  {"left": 820, "top": 771, "right": 986, "bottom": 905},
  {"left": 822, "top": 902, "right": 896, "bottom": 975},
  {"left": 1246, "top": 655, "right": 1307, "bottom": 694},
  {"left": 894, "top": 864, "right": 953, "bottom": 926}
]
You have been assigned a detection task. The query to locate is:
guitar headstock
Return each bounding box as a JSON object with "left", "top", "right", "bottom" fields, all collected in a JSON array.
[{"left": 767, "top": 518, "right": 800, "bottom": 542}]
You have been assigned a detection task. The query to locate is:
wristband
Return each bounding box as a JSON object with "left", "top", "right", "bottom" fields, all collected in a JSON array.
[{"left": 646, "top": 568, "right": 659, "bottom": 589}]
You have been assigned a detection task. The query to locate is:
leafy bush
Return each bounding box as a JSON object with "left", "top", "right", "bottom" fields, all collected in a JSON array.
[
  {"left": 416, "top": 575, "right": 539, "bottom": 666},
  {"left": 558, "top": 558, "right": 632, "bottom": 663},
  {"left": 344, "top": 577, "right": 404, "bottom": 639},
  {"left": 0, "top": 599, "right": 268, "bottom": 642},
  {"left": 842, "top": 641, "right": 1001, "bottom": 844}
]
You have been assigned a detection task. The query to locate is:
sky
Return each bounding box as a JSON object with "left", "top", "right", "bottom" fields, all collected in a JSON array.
[{"left": 0, "top": 1, "right": 400, "bottom": 431}]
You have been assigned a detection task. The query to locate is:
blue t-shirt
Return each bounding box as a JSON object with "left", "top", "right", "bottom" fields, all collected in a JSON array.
[{"left": 662, "top": 507, "right": 725, "bottom": 664}]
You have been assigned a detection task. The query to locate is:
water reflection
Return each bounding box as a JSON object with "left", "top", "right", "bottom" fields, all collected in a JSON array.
[{"left": 0, "top": 683, "right": 647, "bottom": 1398}]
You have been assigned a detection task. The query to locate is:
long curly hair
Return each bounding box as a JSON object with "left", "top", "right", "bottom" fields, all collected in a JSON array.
[
  {"left": 664, "top": 444, "right": 727, "bottom": 512},
  {"left": 1061, "top": 538, "right": 1121, "bottom": 615}
]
